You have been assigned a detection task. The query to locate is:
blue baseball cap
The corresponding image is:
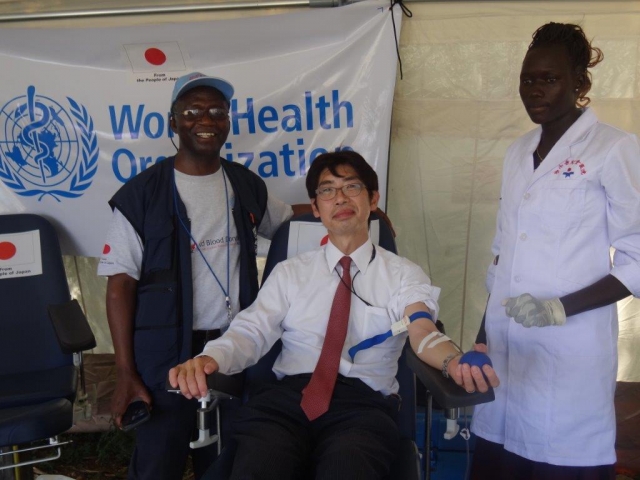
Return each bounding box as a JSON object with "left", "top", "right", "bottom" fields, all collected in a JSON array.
[{"left": 171, "top": 72, "right": 234, "bottom": 106}]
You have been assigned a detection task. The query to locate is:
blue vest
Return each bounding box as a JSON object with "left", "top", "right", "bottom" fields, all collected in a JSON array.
[{"left": 110, "top": 156, "right": 268, "bottom": 389}]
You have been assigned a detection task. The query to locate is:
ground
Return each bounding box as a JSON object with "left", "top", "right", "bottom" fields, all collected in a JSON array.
[
  {"left": 9, "top": 429, "right": 640, "bottom": 480},
  {"left": 31, "top": 431, "right": 194, "bottom": 480}
]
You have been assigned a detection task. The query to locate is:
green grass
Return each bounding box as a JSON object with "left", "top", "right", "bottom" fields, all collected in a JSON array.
[
  {"left": 33, "top": 430, "right": 194, "bottom": 479},
  {"left": 35, "top": 429, "right": 135, "bottom": 479}
]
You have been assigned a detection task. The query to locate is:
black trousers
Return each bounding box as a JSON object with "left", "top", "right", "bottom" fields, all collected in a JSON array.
[
  {"left": 127, "top": 329, "right": 240, "bottom": 480},
  {"left": 128, "top": 387, "right": 217, "bottom": 480},
  {"left": 229, "top": 375, "right": 400, "bottom": 480},
  {"left": 470, "top": 437, "right": 616, "bottom": 480}
]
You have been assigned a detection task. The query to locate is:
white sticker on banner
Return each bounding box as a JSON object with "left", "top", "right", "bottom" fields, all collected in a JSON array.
[
  {"left": 122, "top": 41, "right": 189, "bottom": 79},
  {"left": 0, "top": 230, "right": 43, "bottom": 279}
]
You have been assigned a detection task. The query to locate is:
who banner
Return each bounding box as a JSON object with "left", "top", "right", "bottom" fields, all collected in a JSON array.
[{"left": 0, "top": 0, "right": 401, "bottom": 257}]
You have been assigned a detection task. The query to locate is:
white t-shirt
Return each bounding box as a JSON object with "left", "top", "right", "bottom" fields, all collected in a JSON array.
[{"left": 98, "top": 167, "right": 293, "bottom": 330}]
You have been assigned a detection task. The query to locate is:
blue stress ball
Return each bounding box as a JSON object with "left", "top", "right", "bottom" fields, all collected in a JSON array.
[{"left": 459, "top": 351, "right": 493, "bottom": 382}]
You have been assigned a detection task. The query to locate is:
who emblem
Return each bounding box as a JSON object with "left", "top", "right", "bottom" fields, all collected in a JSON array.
[{"left": 0, "top": 85, "right": 99, "bottom": 201}]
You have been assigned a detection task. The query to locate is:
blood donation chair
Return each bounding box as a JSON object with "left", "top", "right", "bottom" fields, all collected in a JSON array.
[
  {"left": 188, "top": 213, "right": 494, "bottom": 479},
  {"left": 0, "top": 214, "right": 96, "bottom": 472}
]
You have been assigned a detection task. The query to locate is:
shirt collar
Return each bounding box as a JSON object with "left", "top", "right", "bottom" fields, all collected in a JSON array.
[
  {"left": 325, "top": 238, "right": 375, "bottom": 275},
  {"left": 528, "top": 107, "right": 597, "bottom": 153}
]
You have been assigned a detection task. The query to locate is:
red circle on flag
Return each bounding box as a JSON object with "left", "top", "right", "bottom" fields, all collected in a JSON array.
[
  {"left": 144, "top": 48, "right": 167, "bottom": 66},
  {"left": 103, "top": 244, "right": 111, "bottom": 255},
  {"left": 320, "top": 235, "right": 329, "bottom": 246},
  {"left": 0, "top": 242, "right": 17, "bottom": 260}
]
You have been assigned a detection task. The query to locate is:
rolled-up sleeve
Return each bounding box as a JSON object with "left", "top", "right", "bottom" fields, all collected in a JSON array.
[
  {"left": 604, "top": 135, "right": 640, "bottom": 297},
  {"left": 387, "top": 259, "right": 441, "bottom": 322}
]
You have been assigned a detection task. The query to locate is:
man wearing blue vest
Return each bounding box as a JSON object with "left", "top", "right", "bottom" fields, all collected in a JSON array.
[
  {"left": 98, "top": 72, "right": 309, "bottom": 480},
  {"left": 170, "top": 150, "right": 500, "bottom": 479}
]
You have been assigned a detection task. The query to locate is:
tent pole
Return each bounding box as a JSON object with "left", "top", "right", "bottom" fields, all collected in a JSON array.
[{"left": 0, "top": 0, "right": 345, "bottom": 23}]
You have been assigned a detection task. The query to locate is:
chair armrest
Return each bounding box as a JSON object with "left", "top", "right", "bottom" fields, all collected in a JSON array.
[
  {"left": 405, "top": 346, "right": 494, "bottom": 409},
  {"left": 47, "top": 299, "right": 96, "bottom": 354},
  {"left": 165, "top": 371, "right": 244, "bottom": 400},
  {"left": 206, "top": 371, "right": 244, "bottom": 399}
]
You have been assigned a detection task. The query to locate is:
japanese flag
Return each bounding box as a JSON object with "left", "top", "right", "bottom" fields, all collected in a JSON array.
[
  {"left": 0, "top": 230, "right": 43, "bottom": 278},
  {"left": 123, "top": 42, "right": 187, "bottom": 73}
]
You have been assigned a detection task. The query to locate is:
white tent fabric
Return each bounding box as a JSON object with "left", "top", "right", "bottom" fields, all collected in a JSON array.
[
  {"left": 388, "top": 1, "right": 640, "bottom": 382},
  {"left": 4, "top": 0, "right": 639, "bottom": 381}
]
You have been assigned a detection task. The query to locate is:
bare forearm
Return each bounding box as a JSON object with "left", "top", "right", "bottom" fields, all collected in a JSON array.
[
  {"left": 560, "top": 274, "right": 631, "bottom": 317},
  {"left": 106, "top": 274, "right": 139, "bottom": 372},
  {"left": 106, "top": 274, "right": 153, "bottom": 423},
  {"left": 405, "top": 303, "right": 459, "bottom": 371},
  {"left": 409, "top": 323, "right": 460, "bottom": 371},
  {"left": 405, "top": 302, "right": 499, "bottom": 393}
]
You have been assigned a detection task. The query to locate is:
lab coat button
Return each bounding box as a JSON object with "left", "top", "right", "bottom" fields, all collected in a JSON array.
[
  {"left": 515, "top": 276, "right": 522, "bottom": 283},
  {"left": 520, "top": 233, "right": 527, "bottom": 241},
  {"left": 523, "top": 193, "right": 531, "bottom": 200}
]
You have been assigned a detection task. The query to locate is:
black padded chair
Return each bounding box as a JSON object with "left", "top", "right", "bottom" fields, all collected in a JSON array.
[
  {"left": 200, "top": 212, "right": 494, "bottom": 479},
  {"left": 0, "top": 214, "right": 96, "bottom": 472}
]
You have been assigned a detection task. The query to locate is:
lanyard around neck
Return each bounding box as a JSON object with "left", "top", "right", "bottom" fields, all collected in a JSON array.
[
  {"left": 334, "top": 245, "right": 376, "bottom": 307},
  {"left": 172, "top": 166, "right": 233, "bottom": 323}
]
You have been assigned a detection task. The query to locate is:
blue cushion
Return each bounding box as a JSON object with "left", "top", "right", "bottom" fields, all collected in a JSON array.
[
  {"left": 0, "top": 398, "right": 72, "bottom": 446},
  {"left": 0, "top": 365, "right": 76, "bottom": 409}
]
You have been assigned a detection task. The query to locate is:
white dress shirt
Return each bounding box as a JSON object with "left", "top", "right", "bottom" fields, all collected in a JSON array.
[{"left": 201, "top": 239, "right": 441, "bottom": 395}]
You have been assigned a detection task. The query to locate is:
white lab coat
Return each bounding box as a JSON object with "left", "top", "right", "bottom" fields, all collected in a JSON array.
[{"left": 472, "top": 109, "right": 640, "bottom": 466}]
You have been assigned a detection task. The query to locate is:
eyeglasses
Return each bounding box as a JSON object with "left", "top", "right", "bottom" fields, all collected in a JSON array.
[
  {"left": 315, "top": 183, "right": 365, "bottom": 201},
  {"left": 175, "top": 108, "right": 229, "bottom": 122}
]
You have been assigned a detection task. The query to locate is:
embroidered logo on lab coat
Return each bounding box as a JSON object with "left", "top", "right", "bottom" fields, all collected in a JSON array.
[{"left": 554, "top": 159, "right": 586, "bottom": 178}]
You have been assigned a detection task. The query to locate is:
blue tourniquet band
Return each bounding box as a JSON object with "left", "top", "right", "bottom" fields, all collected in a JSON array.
[{"left": 348, "top": 311, "right": 433, "bottom": 360}]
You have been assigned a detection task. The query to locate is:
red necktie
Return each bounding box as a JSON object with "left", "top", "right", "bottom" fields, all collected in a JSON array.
[{"left": 300, "top": 256, "right": 352, "bottom": 421}]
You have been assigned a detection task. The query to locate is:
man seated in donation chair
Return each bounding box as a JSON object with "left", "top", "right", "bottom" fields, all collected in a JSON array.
[{"left": 169, "top": 151, "right": 499, "bottom": 479}]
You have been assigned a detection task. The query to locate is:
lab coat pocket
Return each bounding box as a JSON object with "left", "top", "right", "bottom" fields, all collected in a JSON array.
[
  {"left": 539, "top": 179, "right": 586, "bottom": 228},
  {"left": 548, "top": 355, "right": 613, "bottom": 458}
]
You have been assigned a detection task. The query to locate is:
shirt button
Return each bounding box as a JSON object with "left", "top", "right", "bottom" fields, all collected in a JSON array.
[
  {"left": 515, "top": 276, "right": 522, "bottom": 283},
  {"left": 520, "top": 233, "right": 527, "bottom": 241},
  {"left": 523, "top": 193, "right": 531, "bottom": 200}
]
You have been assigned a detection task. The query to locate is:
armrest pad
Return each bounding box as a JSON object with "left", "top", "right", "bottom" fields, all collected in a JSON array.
[
  {"left": 47, "top": 299, "right": 97, "bottom": 354},
  {"left": 405, "top": 347, "right": 494, "bottom": 409},
  {"left": 206, "top": 372, "right": 244, "bottom": 398}
]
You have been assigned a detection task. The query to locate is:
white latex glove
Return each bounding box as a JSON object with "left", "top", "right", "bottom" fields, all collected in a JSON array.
[{"left": 502, "top": 293, "right": 566, "bottom": 327}]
